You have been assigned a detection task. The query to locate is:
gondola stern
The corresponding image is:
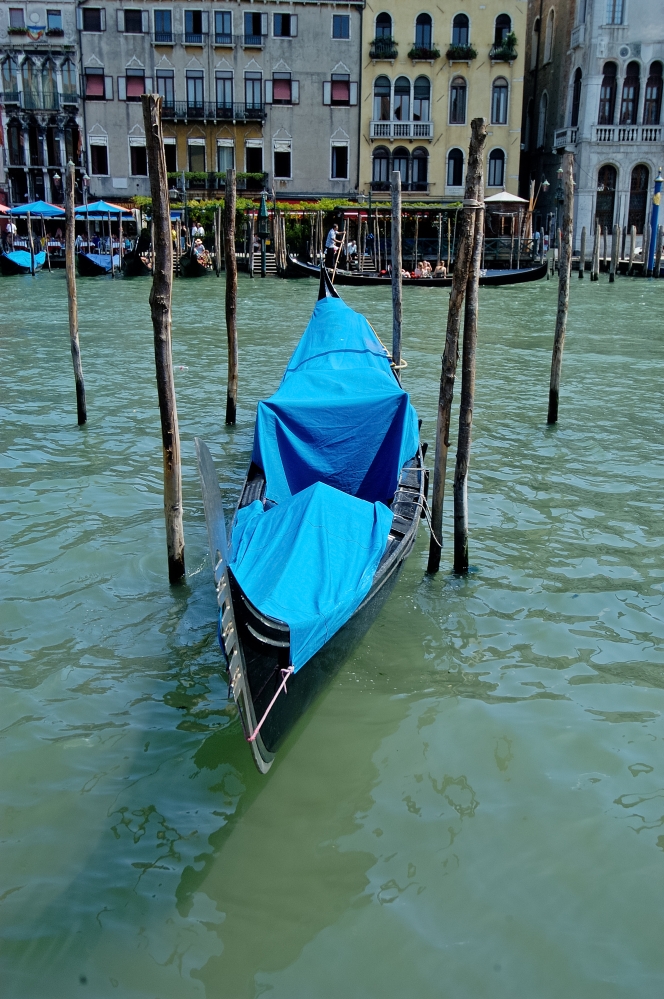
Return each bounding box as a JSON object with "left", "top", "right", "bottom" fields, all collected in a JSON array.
[{"left": 318, "top": 264, "right": 340, "bottom": 300}]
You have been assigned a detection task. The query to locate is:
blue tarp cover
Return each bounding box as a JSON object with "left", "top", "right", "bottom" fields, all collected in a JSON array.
[
  {"left": 230, "top": 483, "right": 393, "bottom": 671},
  {"left": 4, "top": 250, "right": 46, "bottom": 270},
  {"left": 81, "top": 253, "right": 121, "bottom": 272},
  {"left": 230, "top": 294, "right": 419, "bottom": 670},
  {"left": 251, "top": 296, "right": 419, "bottom": 504}
]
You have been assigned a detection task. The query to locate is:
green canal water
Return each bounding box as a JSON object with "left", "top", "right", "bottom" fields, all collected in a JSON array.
[{"left": 1, "top": 269, "right": 663, "bottom": 998}]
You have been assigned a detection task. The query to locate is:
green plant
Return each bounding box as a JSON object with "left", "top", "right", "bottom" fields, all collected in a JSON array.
[
  {"left": 8, "top": 25, "right": 28, "bottom": 34},
  {"left": 408, "top": 45, "right": 441, "bottom": 60},
  {"left": 491, "top": 32, "right": 518, "bottom": 58},
  {"left": 446, "top": 43, "right": 477, "bottom": 60}
]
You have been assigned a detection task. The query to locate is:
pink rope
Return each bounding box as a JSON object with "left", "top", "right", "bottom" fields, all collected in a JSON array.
[{"left": 246, "top": 666, "right": 294, "bottom": 743}]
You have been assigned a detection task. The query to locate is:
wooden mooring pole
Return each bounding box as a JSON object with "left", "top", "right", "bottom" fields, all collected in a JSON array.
[
  {"left": 627, "top": 225, "right": 636, "bottom": 275},
  {"left": 224, "top": 168, "right": 238, "bottom": 425},
  {"left": 427, "top": 117, "right": 488, "bottom": 575},
  {"left": 453, "top": 179, "right": 484, "bottom": 574},
  {"left": 142, "top": 93, "right": 185, "bottom": 585},
  {"left": 655, "top": 224, "right": 663, "bottom": 277},
  {"left": 214, "top": 205, "right": 221, "bottom": 276},
  {"left": 391, "top": 170, "right": 403, "bottom": 382},
  {"left": 609, "top": 223, "right": 619, "bottom": 282},
  {"left": 578, "top": 226, "right": 586, "bottom": 278},
  {"left": 27, "top": 210, "right": 35, "bottom": 275},
  {"left": 64, "top": 160, "right": 86, "bottom": 426},
  {"left": 547, "top": 151, "right": 574, "bottom": 425},
  {"left": 591, "top": 223, "right": 600, "bottom": 281}
]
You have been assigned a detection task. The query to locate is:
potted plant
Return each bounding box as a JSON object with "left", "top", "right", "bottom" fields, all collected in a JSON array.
[
  {"left": 408, "top": 44, "right": 441, "bottom": 60},
  {"left": 446, "top": 43, "right": 477, "bottom": 61},
  {"left": 490, "top": 32, "right": 518, "bottom": 61}
]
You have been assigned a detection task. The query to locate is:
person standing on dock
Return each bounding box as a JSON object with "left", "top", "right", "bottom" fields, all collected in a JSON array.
[{"left": 325, "top": 223, "right": 341, "bottom": 267}]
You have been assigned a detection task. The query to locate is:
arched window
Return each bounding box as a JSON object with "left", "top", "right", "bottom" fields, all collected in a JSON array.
[
  {"left": 598, "top": 62, "right": 617, "bottom": 124},
  {"left": 543, "top": 9, "right": 554, "bottom": 63},
  {"left": 8, "top": 118, "right": 23, "bottom": 166},
  {"left": 373, "top": 75, "right": 391, "bottom": 120},
  {"left": 413, "top": 76, "right": 431, "bottom": 121},
  {"left": 537, "top": 91, "right": 547, "bottom": 147},
  {"left": 372, "top": 146, "right": 389, "bottom": 188},
  {"left": 530, "top": 18, "right": 540, "bottom": 70},
  {"left": 375, "top": 12, "right": 392, "bottom": 38},
  {"left": 393, "top": 76, "right": 410, "bottom": 121},
  {"left": 494, "top": 13, "right": 511, "bottom": 46},
  {"left": 392, "top": 146, "right": 410, "bottom": 185},
  {"left": 596, "top": 165, "right": 617, "bottom": 232},
  {"left": 412, "top": 147, "right": 429, "bottom": 189},
  {"left": 487, "top": 149, "right": 505, "bottom": 187},
  {"left": 491, "top": 77, "right": 508, "bottom": 123},
  {"left": 524, "top": 97, "right": 533, "bottom": 148},
  {"left": 415, "top": 13, "right": 433, "bottom": 50},
  {"left": 452, "top": 13, "right": 469, "bottom": 46},
  {"left": 447, "top": 147, "right": 463, "bottom": 186},
  {"left": 644, "top": 62, "right": 663, "bottom": 125},
  {"left": 628, "top": 165, "right": 649, "bottom": 233},
  {"left": 2, "top": 56, "right": 18, "bottom": 97},
  {"left": 571, "top": 68, "right": 582, "bottom": 127},
  {"left": 61, "top": 59, "right": 77, "bottom": 96},
  {"left": 620, "top": 61, "right": 640, "bottom": 125},
  {"left": 21, "top": 59, "right": 38, "bottom": 110},
  {"left": 449, "top": 76, "right": 466, "bottom": 124},
  {"left": 42, "top": 60, "right": 57, "bottom": 110}
]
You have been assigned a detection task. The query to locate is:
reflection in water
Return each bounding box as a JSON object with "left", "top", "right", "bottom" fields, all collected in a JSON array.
[{"left": 1, "top": 273, "right": 664, "bottom": 997}]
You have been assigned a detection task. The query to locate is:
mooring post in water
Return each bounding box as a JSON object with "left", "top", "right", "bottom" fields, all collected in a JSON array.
[
  {"left": 391, "top": 170, "right": 403, "bottom": 383},
  {"left": 427, "top": 117, "right": 488, "bottom": 575},
  {"left": 27, "top": 210, "right": 35, "bottom": 275},
  {"left": 214, "top": 205, "right": 221, "bottom": 276},
  {"left": 248, "top": 214, "right": 255, "bottom": 278},
  {"left": 578, "top": 226, "right": 586, "bottom": 278},
  {"left": 627, "top": 225, "right": 636, "bottom": 275},
  {"left": 646, "top": 170, "right": 663, "bottom": 276},
  {"left": 64, "top": 160, "right": 86, "bottom": 426},
  {"left": 547, "top": 151, "right": 574, "bottom": 426},
  {"left": 609, "top": 223, "right": 618, "bottom": 283},
  {"left": 142, "top": 93, "right": 185, "bottom": 585},
  {"left": 224, "top": 168, "right": 238, "bottom": 425},
  {"left": 108, "top": 210, "right": 115, "bottom": 277},
  {"left": 591, "top": 223, "right": 600, "bottom": 280},
  {"left": 453, "top": 178, "right": 484, "bottom": 574},
  {"left": 654, "top": 224, "right": 663, "bottom": 278},
  {"left": 602, "top": 226, "right": 608, "bottom": 272}
]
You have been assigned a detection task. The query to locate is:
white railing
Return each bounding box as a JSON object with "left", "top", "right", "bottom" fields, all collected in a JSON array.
[
  {"left": 370, "top": 120, "right": 433, "bottom": 140},
  {"left": 571, "top": 24, "right": 585, "bottom": 48},
  {"left": 593, "top": 124, "right": 662, "bottom": 143},
  {"left": 554, "top": 127, "right": 578, "bottom": 148}
]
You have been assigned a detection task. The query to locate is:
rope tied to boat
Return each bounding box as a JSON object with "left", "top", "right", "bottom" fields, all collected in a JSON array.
[
  {"left": 421, "top": 494, "right": 443, "bottom": 550},
  {"left": 246, "top": 666, "right": 295, "bottom": 744}
]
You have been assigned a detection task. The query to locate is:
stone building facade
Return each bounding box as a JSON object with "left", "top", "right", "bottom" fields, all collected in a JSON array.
[
  {"left": 0, "top": 0, "right": 84, "bottom": 204},
  {"left": 359, "top": 0, "right": 526, "bottom": 201},
  {"left": 77, "top": 0, "right": 363, "bottom": 201}
]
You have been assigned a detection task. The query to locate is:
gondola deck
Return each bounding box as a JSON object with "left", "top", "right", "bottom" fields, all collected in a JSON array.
[{"left": 285, "top": 254, "right": 548, "bottom": 287}]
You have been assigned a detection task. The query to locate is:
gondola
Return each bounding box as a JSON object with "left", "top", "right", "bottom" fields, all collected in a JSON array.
[
  {"left": 179, "top": 250, "right": 211, "bottom": 277},
  {"left": 196, "top": 268, "right": 426, "bottom": 773},
  {"left": 77, "top": 252, "right": 121, "bottom": 277},
  {"left": 285, "top": 254, "right": 548, "bottom": 287},
  {"left": 122, "top": 251, "right": 152, "bottom": 277},
  {"left": 0, "top": 249, "right": 46, "bottom": 275}
]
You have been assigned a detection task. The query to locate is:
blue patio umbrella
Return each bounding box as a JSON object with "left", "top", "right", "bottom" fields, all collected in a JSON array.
[
  {"left": 9, "top": 200, "right": 65, "bottom": 217},
  {"left": 74, "top": 200, "right": 134, "bottom": 220}
]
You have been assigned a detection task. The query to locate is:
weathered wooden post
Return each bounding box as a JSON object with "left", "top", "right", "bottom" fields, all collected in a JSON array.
[
  {"left": 27, "top": 210, "right": 35, "bottom": 275},
  {"left": 654, "top": 224, "right": 663, "bottom": 277},
  {"left": 578, "top": 225, "right": 586, "bottom": 278},
  {"left": 609, "top": 223, "right": 619, "bottom": 282},
  {"left": 214, "top": 205, "right": 221, "bottom": 276},
  {"left": 427, "top": 117, "right": 488, "bottom": 575},
  {"left": 142, "top": 93, "right": 185, "bottom": 584},
  {"left": 627, "top": 224, "right": 636, "bottom": 275},
  {"left": 642, "top": 224, "right": 651, "bottom": 277},
  {"left": 447, "top": 215, "right": 452, "bottom": 272},
  {"left": 547, "top": 150, "right": 574, "bottom": 425},
  {"left": 64, "top": 160, "right": 86, "bottom": 426},
  {"left": 247, "top": 214, "right": 255, "bottom": 277},
  {"left": 391, "top": 169, "right": 403, "bottom": 383},
  {"left": 108, "top": 209, "right": 115, "bottom": 277},
  {"left": 453, "top": 174, "right": 484, "bottom": 574},
  {"left": 591, "top": 223, "right": 600, "bottom": 280},
  {"left": 602, "top": 226, "right": 608, "bottom": 271},
  {"left": 41, "top": 214, "right": 51, "bottom": 271},
  {"left": 224, "top": 168, "right": 238, "bottom": 425}
]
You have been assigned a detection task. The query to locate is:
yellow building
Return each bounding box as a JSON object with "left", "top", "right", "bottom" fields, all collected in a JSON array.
[{"left": 359, "top": 2, "right": 525, "bottom": 200}]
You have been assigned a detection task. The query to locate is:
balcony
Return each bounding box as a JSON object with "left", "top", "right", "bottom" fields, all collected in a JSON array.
[
  {"left": 153, "top": 30, "right": 173, "bottom": 43},
  {"left": 370, "top": 37, "right": 398, "bottom": 60},
  {"left": 184, "top": 31, "right": 208, "bottom": 44},
  {"left": 161, "top": 101, "right": 266, "bottom": 122},
  {"left": 571, "top": 24, "right": 585, "bottom": 47},
  {"left": 243, "top": 33, "right": 264, "bottom": 48},
  {"left": 489, "top": 43, "right": 517, "bottom": 62},
  {"left": 214, "top": 32, "right": 234, "bottom": 46},
  {"left": 3, "top": 90, "right": 21, "bottom": 104},
  {"left": 371, "top": 181, "right": 430, "bottom": 193},
  {"left": 1, "top": 89, "right": 74, "bottom": 111},
  {"left": 408, "top": 45, "right": 441, "bottom": 61},
  {"left": 370, "top": 120, "right": 433, "bottom": 140},
  {"left": 553, "top": 126, "right": 578, "bottom": 148},
  {"left": 593, "top": 124, "right": 662, "bottom": 143}
]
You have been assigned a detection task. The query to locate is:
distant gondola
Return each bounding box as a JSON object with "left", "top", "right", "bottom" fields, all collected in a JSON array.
[
  {"left": 0, "top": 249, "right": 46, "bottom": 275},
  {"left": 195, "top": 268, "right": 425, "bottom": 773},
  {"left": 285, "top": 254, "right": 548, "bottom": 287},
  {"left": 122, "top": 251, "right": 152, "bottom": 277},
  {"left": 179, "top": 250, "right": 211, "bottom": 278},
  {"left": 77, "top": 252, "right": 121, "bottom": 277}
]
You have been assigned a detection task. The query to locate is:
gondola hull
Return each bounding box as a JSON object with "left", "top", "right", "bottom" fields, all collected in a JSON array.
[
  {"left": 286, "top": 254, "right": 548, "bottom": 287},
  {"left": 180, "top": 251, "right": 211, "bottom": 277},
  {"left": 0, "top": 250, "right": 46, "bottom": 275},
  {"left": 122, "top": 252, "right": 152, "bottom": 277},
  {"left": 77, "top": 252, "right": 121, "bottom": 276}
]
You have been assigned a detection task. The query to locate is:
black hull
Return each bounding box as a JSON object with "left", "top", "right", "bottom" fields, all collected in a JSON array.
[
  {"left": 180, "top": 252, "right": 210, "bottom": 278},
  {"left": 122, "top": 253, "right": 151, "bottom": 277},
  {"left": 77, "top": 253, "right": 111, "bottom": 277},
  {"left": 286, "top": 255, "right": 548, "bottom": 287},
  {"left": 0, "top": 253, "right": 39, "bottom": 275}
]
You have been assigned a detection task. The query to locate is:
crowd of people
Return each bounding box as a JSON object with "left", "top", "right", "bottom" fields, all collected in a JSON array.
[{"left": 325, "top": 222, "right": 448, "bottom": 278}]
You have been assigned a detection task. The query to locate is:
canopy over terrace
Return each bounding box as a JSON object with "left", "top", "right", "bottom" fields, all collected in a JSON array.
[
  {"left": 9, "top": 200, "right": 64, "bottom": 217},
  {"left": 75, "top": 200, "right": 134, "bottom": 220}
]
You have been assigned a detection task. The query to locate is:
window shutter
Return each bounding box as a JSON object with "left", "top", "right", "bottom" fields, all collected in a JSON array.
[
  {"left": 291, "top": 80, "right": 299, "bottom": 103},
  {"left": 145, "top": 77, "right": 153, "bottom": 93},
  {"left": 76, "top": 7, "right": 82, "bottom": 29},
  {"left": 290, "top": 14, "right": 298, "bottom": 36},
  {"left": 142, "top": 10, "right": 148, "bottom": 33},
  {"left": 104, "top": 75, "right": 113, "bottom": 99},
  {"left": 323, "top": 81, "right": 331, "bottom": 105},
  {"left": 260, "top": 12, "right": 268, "bottom": 35},
  {"left": 264, "top": 79, "right": 273, "bottom": 103},
  {"left": 100, "top": 8, "right": 106, "bottom": 30},
  {"left": 117, "top": 76, "right": 126, "bottom": 100},
  {"left": 201, "top": 11, "right": 209, "bottom": 33},
  {"left": 349, "top": 81, "right": 358, "bottom": 105},
  {"left": 117, "top": 9, "right": 124, "bottom": 31}
]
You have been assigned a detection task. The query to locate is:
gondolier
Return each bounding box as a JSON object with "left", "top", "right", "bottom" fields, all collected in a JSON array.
[{"left": 325, "top": 223, "right": 341, "bottom": 267}]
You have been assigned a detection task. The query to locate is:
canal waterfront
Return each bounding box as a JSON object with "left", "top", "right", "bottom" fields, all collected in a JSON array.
[{"left": 1, "top": 271, "right": 663, "bottom": 998}]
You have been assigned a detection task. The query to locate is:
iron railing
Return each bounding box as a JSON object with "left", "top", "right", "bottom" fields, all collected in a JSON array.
[
  {"left": 161, "top": 100, "right": 266, "bottom": 121},
  {"left": 370, "top": 37, "right": 398, "bottom": 59}
]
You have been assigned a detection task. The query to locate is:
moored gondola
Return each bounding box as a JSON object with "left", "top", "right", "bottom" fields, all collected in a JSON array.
[
  {"left": 180, "top": 249, "right": 211, "bottom": 277},
  {"left": 286, "top": 254, "right": 548, "bottom": 287},
  {"left": 77, "top": 252, "right": 121, "bottom": 277},
  {"left": 122, "top": 251, "right": 152, "bottom": 277},
  {"left": 196, "top": 268, "right": 425, "bottom": 772},
  {"left": 0, "top": 249, "right": 46, "bottom": 275}
]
